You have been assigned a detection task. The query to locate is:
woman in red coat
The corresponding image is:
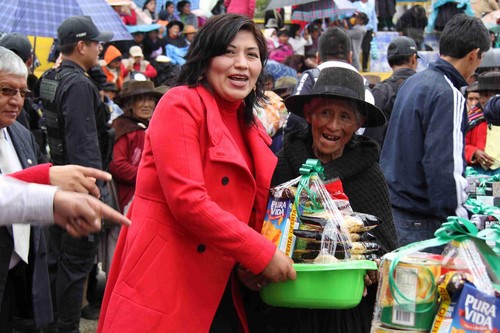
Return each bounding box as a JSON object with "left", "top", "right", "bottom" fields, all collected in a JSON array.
[{"left": 98, "top": 14, "right": 296, "bottom": 333}]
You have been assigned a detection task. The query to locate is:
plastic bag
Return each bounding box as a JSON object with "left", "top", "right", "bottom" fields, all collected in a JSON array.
[
  {"left": 370, "top": 217, "right": 500, "bottom": 332},
  {"left": 261, "top": 159, "right": 352, "bottom": 263}
]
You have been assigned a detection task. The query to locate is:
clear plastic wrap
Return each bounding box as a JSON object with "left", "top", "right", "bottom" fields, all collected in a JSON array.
[
  {"left": 370, "top": 217, "right": 500, "bottom": 333},
  {"left": 262, "top": 159, "right": 352, "bottom": 262}
]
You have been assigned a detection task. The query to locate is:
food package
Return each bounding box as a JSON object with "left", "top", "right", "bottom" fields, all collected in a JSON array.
[
  {"left": 371, "top": 217, "right": 500, "bottom": 333},
  {"left": 431, "top": 278, "right": 499, "bottom": 333},
  {"left": 261, "top": 159, "right": 352, "bottom": 262}
]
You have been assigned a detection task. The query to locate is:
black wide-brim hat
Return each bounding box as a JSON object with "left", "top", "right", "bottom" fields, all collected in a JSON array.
[
  {"left": 167, "top": 20, "right": 184, "bottom": 32},
  {"left": 285, "top": 66, "right": 386, "bottom": 127}
]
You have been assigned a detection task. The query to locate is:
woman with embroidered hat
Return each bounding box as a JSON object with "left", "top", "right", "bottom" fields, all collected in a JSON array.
[
  {"left": 247, "top": 66, "right": 398, "bottom": 333},
  {"left": 109, "top": 80, "right": 163, "bottom": 212}
]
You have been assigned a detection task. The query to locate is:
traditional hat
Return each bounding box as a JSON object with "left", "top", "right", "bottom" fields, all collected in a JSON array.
[
  {"left": 183, "top": 25, "right": 197, "bottom": 34},
  {"left": 116, "top": 80, "right": 163, "bottom": 105},
  {"left": 167, "top": 20, "right": 184, "bottom": 32},
  {"left": 284, "top": 67, "right": 386, "bottom": 127},
  {"left": 476, "top": 71, "right": 500, "bottom": 91}
]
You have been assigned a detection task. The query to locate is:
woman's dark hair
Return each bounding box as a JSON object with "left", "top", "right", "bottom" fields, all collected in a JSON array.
[
  {"left": 277, "top": 30, "right": 289, "bottom": 38},
  {"left": 177, "top": 0, "right": 190, "bottom": 13},
  {"left": 439, "top": 14, "right": 490, "bottom": 59},
  {"left": 142, "top": 0, "right": 154, "bottom": 10},
  {"left": 176, "top": 13, "right": 268, "bottom": 125},
  {"left": 288, "top": 24, "right": 301, "bottom": 38}
]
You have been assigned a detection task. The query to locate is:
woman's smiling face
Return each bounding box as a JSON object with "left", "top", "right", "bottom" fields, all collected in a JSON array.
[
  {"left": 205, "top": 29, "right": 262, "bottom": 103},
  {"left": 305, "top": 97, "right": 361, "bottom": 163}
]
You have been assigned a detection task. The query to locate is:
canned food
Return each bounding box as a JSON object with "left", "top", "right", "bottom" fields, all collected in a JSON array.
[{"left": 378, "top": 253, "right": 441, "bottom": 331}]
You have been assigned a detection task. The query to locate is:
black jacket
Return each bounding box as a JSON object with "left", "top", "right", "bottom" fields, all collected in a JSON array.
[
  {"left": 364, "top": 67, "right": 416, "bottom": 147},
  {"left": 273, "top": 127, "right": 398, "bottom": 253}
]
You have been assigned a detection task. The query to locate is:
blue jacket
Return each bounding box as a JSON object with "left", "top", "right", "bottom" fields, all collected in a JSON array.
[{"left": 380, "top": 58, "right": 469, "bottom": 220}]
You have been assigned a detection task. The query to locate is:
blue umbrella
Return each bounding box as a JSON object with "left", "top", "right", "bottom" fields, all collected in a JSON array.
[{"left": 0, "top": 0, "right": 132, "bottom": 41}]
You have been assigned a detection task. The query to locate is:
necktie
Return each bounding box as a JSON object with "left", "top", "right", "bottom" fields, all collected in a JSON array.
[{"left": 0, "top": 129, "right": 30, "bottom": 264}]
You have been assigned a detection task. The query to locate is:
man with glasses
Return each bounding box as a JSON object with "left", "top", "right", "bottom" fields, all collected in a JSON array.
[
  {"left": 38, "top": 16, "right": 113, "bottom": 333},
  {"left": 0, "top": 46, "right": 53, "bottom": 332},
  {"left": 0, "top": 33, "right": 47, "bottom": 157}
]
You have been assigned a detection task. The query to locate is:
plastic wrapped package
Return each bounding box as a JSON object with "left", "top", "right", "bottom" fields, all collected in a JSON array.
[
  {"left": 371, "top": 217, "right": 500, "bottom": 333},
  {"left": 261, "top": 159, "right": 352, "bottom": 262}
]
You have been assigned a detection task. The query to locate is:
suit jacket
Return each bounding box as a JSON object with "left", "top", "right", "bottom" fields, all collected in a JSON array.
[
  {"left": 0, "top": 122, "right": 53, "bottom": 327},
  {"left": 99, "top": 85, "right": 277, "bottom": 333}
]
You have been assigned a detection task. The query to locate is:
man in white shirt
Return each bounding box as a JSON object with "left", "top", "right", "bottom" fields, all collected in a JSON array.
[{"left": 0, "top": 176, "right": 130, "bottom": 237}]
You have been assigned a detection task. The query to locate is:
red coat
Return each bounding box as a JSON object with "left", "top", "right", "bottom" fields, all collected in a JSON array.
[
  {"left": 465, "top": 122, "right": 487, "bottom": 164},
  {"left": 109, "top": 117, "right": 147, "bottom": 212},
  {"left": 98, "top": 85, "right": 277, "bottom": 332}
]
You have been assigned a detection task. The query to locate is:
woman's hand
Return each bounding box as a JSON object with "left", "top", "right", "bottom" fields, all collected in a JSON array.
[
  {"left": 363, "top": 259, "right": 380, "bottom": 296},
  {"left": 473, "top": 150, "right": 495, "bottom": 169},
  {"left": 261, "top": 248, "right": 296, "bottom": 283},
  {"left": 236, "top": 266, "right": 269, "bottom": 291}
]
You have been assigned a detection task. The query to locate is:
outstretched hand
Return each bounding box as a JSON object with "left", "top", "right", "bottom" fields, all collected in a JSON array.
[
  {"left": 53, "top": 190, "right": 130, "bottom": 238},
  {"left": 49, "top": 165, "right": 113, "bottom": 198}
]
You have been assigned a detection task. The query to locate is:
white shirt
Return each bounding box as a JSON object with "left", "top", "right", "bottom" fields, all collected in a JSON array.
[
  {"left": 288, "top": 35, "right": 313, "bottom": 56},
  {"left": 0, "top": 176, "right": 56, "bottom": 226}
]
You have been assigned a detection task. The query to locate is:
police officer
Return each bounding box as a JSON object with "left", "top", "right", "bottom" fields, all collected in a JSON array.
[{"left": 38, "top": 16, "right": 112, "bottom": 333}]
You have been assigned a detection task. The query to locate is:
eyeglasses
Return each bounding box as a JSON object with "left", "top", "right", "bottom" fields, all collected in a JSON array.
[{"left": 0, "top": 87, "right": 32, "bottom": 98}]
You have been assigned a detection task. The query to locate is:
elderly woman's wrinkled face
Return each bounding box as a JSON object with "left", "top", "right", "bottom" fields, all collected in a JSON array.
[
  {"left": 205, "top": 30, "right": 262, "bottom": 103},
  {"left": 305, "top": 97, "right": 361, "bottom": 163},
  {"left": 131, "top": 95, "right": 156, "bottom": 121}
]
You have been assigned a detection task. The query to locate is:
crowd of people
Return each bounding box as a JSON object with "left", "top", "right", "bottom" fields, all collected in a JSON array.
[{"left": 0, "top": 0, "right": 499, "bottom": 332}]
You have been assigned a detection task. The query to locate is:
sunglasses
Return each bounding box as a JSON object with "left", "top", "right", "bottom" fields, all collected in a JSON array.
[{"left": 0, "top": 87, "right": 32, "bottom": 98}]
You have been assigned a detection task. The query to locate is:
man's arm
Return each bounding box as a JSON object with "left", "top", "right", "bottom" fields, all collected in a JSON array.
[
  {"left": 422, "top": 83, "right": 468, "bottom": 219},
  {"left": 0, "top": 176, "right": 130, "bottom": 237}
]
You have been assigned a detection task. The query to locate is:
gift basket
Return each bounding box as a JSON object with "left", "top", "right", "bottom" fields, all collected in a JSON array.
[
  {"left": 371, "top": 217, "right": 500, "bottom": 333},
  {"left": 260, "top": 159, "right": 377, "bottom": 309}
]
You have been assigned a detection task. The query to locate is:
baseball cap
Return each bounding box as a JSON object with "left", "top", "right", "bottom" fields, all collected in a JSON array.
[
  {"left": 58, "top": 16, "right": 113, "bottom": 46},
  {"left": 387, "top": 36, "right": 419, "bottom": 60},
  {"left": 0, "top": 33, "right": 33, "bottom": 62}
]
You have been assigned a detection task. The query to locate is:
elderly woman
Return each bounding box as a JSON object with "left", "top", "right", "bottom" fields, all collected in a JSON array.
[
  {"left": 248, "top": 66, "right": 398, "bottom": 333},
  {"left": 109, "top": 80, "right": 162, "bottom": 213},
  {"left": 98, "top": 14, "right": 295, "bottom": 333}
]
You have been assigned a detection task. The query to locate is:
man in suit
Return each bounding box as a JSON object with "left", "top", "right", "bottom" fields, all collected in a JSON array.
[{"left": 0, "top": 46, "right": 52, "bottom": 331}]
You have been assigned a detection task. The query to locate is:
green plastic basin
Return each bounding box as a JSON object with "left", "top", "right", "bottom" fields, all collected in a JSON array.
[{"left": 260, "top": 260, "right": 377, "bottom": 309}]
